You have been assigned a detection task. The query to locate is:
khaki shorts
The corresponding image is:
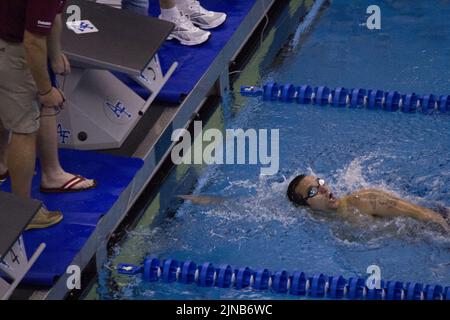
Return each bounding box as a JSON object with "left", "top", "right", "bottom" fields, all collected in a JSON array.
[{"left": 0, "top": 38, "right": 40, "bottom": 134}]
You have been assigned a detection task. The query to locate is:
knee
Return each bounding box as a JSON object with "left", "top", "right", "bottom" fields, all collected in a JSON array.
[{"left": 10, "top": 130, "right": 38, "bottom": 142}]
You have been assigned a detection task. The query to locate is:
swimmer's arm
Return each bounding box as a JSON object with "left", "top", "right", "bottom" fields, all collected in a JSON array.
[
  {"left": 23, "top": 31, "right": 52, "bottom": 94},
  {"left": 356, "top": 190, "right": 449, "bottom": 229},
  {"left": 393, "top": 204, "right": 448, "bottom": 231},
  {"left": 177, "top": 195, "right": 226, "bottom": 205}
]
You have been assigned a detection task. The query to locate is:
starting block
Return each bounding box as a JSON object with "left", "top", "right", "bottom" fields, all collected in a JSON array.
[
  {"left": 56, "top": 0, "right": 176, "bottom": 150},
  {"left": 0, "top": 192, "right": 45, "bottom": 300}
]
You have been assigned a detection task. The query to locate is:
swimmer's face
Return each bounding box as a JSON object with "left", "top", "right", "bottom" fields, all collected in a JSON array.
[{"left": 294, "top": 176, "right": 338, "bottom": 212}]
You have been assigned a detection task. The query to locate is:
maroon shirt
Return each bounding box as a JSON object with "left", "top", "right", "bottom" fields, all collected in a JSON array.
[{"left": 0, "top": 0, "right": 66, "bottom": 43}]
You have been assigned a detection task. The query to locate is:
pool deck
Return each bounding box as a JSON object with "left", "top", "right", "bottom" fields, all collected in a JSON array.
[{"left": 22, "top": 0, "right": 283, "bottom": 300}]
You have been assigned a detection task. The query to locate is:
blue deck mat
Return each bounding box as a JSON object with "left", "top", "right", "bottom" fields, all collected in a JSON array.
[
  {"left": 1, "top": 149, "right": 143, "bottom": 286},
  {"left": 114, "top": 0, "right": 258, "bottom": 103}
]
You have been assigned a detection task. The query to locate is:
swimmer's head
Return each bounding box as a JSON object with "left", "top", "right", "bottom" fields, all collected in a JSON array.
[{"left": 287, "top": 175, "right": 338, "bottom": 212}]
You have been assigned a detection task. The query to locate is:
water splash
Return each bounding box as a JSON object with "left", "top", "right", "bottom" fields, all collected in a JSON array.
[{"left": 291, "top": 0, "right": 328, "bottom": 49}]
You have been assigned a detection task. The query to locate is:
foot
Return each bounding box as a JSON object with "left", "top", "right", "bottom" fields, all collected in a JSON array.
[
  {"left": 178, "top": 0, "right": 227, "bottom": 30},
  {"left": 159, "top": 9, "right": 211, "bottom": 46},
  {"left": 0, "top": 162, "right": 8, "bottom": 182},
  {"left": 40, "top": 172, "right": 96, "bottom": 193},
  {"left": 26, "top": 206, "right": 63, "bottom": 230}
]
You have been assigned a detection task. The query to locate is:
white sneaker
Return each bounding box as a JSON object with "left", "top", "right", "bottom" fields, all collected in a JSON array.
[
  {"left": 160, "top": 10, "right": 211, "bottom": 46},
  {"left": 179, "top": 1, "right": 227, "bottom": 30}
]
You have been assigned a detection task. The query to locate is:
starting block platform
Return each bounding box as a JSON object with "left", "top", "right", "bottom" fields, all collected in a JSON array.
[
  {"left": 57, "top": 0, "right": 176, "bottom": 150},
  {"left": 0, "top": 193, "right": 44, "bottom": 299}
]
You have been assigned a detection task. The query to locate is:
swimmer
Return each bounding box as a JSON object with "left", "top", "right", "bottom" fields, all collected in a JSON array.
[
  {"left": 177, "top": 194, "right": 226, "bottom": 205},
  {"left": 287, "top": 175, "right": 449, "bottom": 230}
]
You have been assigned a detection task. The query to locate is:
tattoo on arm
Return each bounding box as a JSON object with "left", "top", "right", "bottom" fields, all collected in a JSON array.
[
  {"left": 378, "top": 198, "right": 398, "bottom": 209},
  {"left": 368, "top": 194, "right": 377, "bottom": 211}
]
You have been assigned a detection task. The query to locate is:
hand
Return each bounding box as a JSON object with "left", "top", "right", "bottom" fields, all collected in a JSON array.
[
  {"left": 51, "top": 53, "right": 71, "bottom": 76},
  {"left": 39, "top": 87, "right": 65, "bottom": 109}
]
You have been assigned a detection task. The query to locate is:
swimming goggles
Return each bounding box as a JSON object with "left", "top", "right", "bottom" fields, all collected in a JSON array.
[{"left": 304, "top": 178, "right": 325, "bottom": 202}]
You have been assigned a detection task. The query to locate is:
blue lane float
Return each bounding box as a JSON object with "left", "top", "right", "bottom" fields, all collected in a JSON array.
[
  {"left": 254, "top": 269, "right": 271, "bottom": 290},
  {"left": 366, "top": 280, "right": 384, "bottom": 300},
  {"left": 180, "top": 261, "right": 197, "bottom": 284},
  {"left": 117, "top": 256, "right": 450, "bottom": 300},
  {"left": 240, "top": 83, "right": 450, "bottom": 114}
]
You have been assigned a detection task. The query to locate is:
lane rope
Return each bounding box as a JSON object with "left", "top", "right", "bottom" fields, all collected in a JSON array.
[
  {"left": 240, "top": 82, "right": 450, "bottom": 114},
  {"left": 116, "top": 256, "right": 450, "bottom": 300}
]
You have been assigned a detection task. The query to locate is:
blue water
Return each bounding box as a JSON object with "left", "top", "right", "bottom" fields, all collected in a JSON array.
[{"left": 99, "top": 0, "right": 450, "bottom": 299}]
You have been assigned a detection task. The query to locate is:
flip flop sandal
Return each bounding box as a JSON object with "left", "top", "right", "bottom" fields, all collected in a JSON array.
[{"left": 40, "top": 175, "right": 97, "bottom": 193}]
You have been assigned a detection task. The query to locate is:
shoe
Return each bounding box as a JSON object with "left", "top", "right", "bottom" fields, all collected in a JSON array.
[
  {"left": 179, "top": 0, "right": 227, "bottom": 30},
  {"left": 26, "top": 207, "right": 63, "bottom": 230},
  {"left": 160, "top": 10, "right": 211, "bottom": 46},
  {"left": 0, "top": 170, "right": 8, "bottom": 183}
]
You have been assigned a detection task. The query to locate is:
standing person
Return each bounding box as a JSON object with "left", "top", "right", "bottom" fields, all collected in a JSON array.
[
  {"left": 0, "top": 2, "right": 96, "bottom": 195},
  {"left": 122, "top": 0, "right": 227, "bottom": 46},
  {"left": 0, "top": 0, "right": 68, "bottom": 229}
]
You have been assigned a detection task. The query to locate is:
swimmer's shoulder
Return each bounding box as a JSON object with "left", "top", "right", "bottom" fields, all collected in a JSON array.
[
  {"left": 347, "top": 188, "right": 396, "bottom": 201},
  {"left": 337, "top": 195, "right": 351, "bottom": 215},
  {"left": 350, "top": 188, "right": 382, "bottom": 196},
  {"left": 337, "top": 191, "right": 377, "bottom": 215}
]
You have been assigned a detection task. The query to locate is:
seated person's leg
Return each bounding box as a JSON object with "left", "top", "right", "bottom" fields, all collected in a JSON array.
[
  {"left": 158, "top": 0, "right": 211, "bottom": 46},
  {"left": 120, "top": 0, "right": 226, "bottom": 46},
  {"left": 122, "top": 0, "right": 149, "bottom": 15}
]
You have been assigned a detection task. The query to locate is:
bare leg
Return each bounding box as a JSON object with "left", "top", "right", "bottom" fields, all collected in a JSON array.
[
  {"left": 0, "top": 120, "right": 9, "bottom": 175},
  {"left": 121, "top": 0, "right": 183, "bottom": 15},
  {"left": 37, "top": 109, "right": 94, "bottom": 189},
  {"left": 121, "top": 0, "right": 149, "bottom": 15},
  {"left": 8, "top": 130, "right": 63, "bottom": 229},
  {"left": 8, "top": 132, "right": 36, "bottom": 198}
]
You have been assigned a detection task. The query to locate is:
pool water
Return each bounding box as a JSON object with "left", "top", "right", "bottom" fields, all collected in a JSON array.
[{"left": 97, "top": 0, "right": 450, "bottom": 299}]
